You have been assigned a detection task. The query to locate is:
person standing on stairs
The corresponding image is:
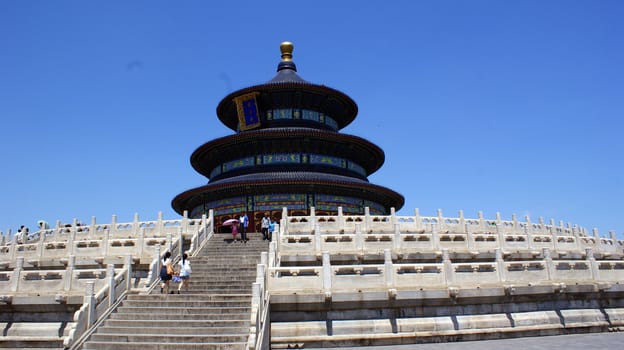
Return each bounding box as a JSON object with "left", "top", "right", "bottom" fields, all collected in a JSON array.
[
  {"left": 261, "top": 212, "right": 270, "bottom": 240},
  {"left": 160, "top": 251, "right": 173, "bottom": 294},
  {"left": 231, "top": 221, "right": 240, "bottom": 242},
  {"left": 177, "top": 253, "right": 192, "bottom": 293},
  {"left": 240, "top": 213, "right": 249, "bottom": 243}
]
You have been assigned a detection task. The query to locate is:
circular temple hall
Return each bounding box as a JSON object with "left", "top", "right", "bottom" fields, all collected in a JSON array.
[{"left": 172, "top": 42, "right": 404, "bottom": 231}]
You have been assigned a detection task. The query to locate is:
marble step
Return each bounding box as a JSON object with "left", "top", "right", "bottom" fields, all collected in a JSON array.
[
  {"left": 82, "top": 340, "right": 246, "bottom": 350},
  {"left": 96, "top": 325, "right": 248, "bottom": 335},
  {"left": 115, "top": 306, "right": 251, "bottom": 315},
  {"left": 88, "top": 333, "right": 247, "bottom": 343},
  {"left": 102, "top": 319, "right": 248, "bottom": 329},
  {"left": 109, "top": 312, "right": 250, "bottom": 321}
]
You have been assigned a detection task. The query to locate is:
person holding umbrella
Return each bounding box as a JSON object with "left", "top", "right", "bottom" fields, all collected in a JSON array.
[{"left": 223, "top": 218, "right": 240, "bottom": 243}]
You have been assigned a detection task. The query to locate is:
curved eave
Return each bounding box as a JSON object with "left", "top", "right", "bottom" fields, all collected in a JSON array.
[
  {"left": 172, "top": 173, "right": 404, "bottom": 215},
  {"left": 216, "top": 82, "right": 358, "bottom": 131},
  {"left": 190, "top": 128, "right": 385, "bottom": 177}
]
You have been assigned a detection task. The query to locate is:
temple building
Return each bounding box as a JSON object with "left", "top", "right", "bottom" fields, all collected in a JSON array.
[{"left": 172, "top": 42, "right": 404, "bottom": 231}]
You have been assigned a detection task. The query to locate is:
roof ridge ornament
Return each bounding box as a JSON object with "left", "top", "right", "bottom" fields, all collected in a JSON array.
[{"left": 277, "top": 41, "right": 297, "bottom": 72}]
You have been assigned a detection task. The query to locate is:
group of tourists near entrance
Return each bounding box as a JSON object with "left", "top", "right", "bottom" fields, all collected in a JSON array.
[{"left": 227, "top": 212, "right": 276, "bottom": 243}]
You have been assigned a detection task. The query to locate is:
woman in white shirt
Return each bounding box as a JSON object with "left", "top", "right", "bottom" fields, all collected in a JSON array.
[{"left": 177, "top": 253, "right": 192, "bottom": 293}]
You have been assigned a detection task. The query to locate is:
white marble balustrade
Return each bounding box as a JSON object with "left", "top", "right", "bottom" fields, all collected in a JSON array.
[
  {"left": 0, "top": 211, "right": 212, "bottom": 265},
  {"left": 267, "top": 248, "right": 624, "bottom": 296},
  {"left": 279, "top": 208, "right": 623, "bottom": 256}
]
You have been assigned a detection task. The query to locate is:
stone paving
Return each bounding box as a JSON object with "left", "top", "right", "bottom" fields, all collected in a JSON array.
[{"left": 312, "top": 332, "right": 624, "bottom": 350}]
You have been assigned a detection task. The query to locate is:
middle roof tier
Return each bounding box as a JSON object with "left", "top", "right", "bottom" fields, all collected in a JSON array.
[{"left": 191, "top": 127, "right": 386, "bottom": 181}]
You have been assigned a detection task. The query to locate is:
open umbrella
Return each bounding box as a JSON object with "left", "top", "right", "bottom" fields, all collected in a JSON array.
[{"left": 222, "top": 218, "right": 240, "bottom": 226}]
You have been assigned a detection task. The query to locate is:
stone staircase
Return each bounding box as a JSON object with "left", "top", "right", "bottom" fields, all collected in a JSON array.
[{"left": 81, "top": 233, "right": 269, "bottom": 350}]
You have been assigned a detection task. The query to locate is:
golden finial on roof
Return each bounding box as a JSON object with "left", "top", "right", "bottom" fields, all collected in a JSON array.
[{"left": 280, "top": 41, "right": 294, "bottom": 62}]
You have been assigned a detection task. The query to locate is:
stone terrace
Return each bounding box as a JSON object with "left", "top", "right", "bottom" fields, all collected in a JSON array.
[
  {"left": 1, "top": 208, "right": 623, "bottom": 349},
  {"left": 267, "top": 207, "right": 624, "bottom": 348}
]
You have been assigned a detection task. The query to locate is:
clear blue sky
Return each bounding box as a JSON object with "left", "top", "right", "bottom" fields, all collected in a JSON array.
[{"left": 1, "top": 1, "right": 622, "bottom": 238}]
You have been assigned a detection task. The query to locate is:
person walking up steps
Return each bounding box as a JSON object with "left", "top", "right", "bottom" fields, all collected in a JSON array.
[
  {"left": 160, "top": 252, "right": 173, "bottom": 294},
  {"left": 177, "top": 253, "right": 191, "bottom": 294}
]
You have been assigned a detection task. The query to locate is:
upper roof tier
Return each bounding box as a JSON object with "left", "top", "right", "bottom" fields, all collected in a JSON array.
[{"left": 216, "top": 42, "right": 358, "bottom": 132}]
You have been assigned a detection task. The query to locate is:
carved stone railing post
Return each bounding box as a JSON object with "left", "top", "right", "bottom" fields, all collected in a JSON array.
[
  {"left": 384, "top": 249, "right": 394, "bottom": 287},
  {"left": 390, "top": 207, "right": 397, "bottom": 227},
  {"left": 393, "top": 223, "right": 401, "bottom": 250},
  {"left": 478, "top": 211, "right": 485, "bottom": 233},
  {"left": 149, "top": 245, "right": 161, "bottom": 286},
  {"left": 281, "top": 207, "right": 289, "bottom": 233},
  {"left": 432, "top": 221, "right": 440, "bottom": 250},
  {"left": 571, "top": 224, "right": 581, "bottom": 251},
  {"left": 84, "top": 282, "right": 95, "bottom": 326},
  {"left": 157, "top": 211, "right": 164, "bottom": 235},
  {"left": 337, "top": 207, "right": 345, "bottom": 232},
  {"left": 68, "top": 229, "right": 76, "bottom": 256},
  {"left": 458, "top": 210, "right": 466, "bottom": 234},
  {"left": 442, "top": 249, "right": 453, "bottom": 285},
  {"left": 132, "top": 213, "right": 139, "bottom": 236},
  {"left": 10, "top": 257, "right": 24, "bottom": 292},
  {"left": 309, "top": 207, "right": 316, "bottom": 232},
  {"left": 314, "top": 224, "right": 321, "bottom": 255},
  {"left": 538, "top": 217, "right": 546, "bottom": 235},
  {"left": 138, "top": 227, "right": 145, "bottom": 256},
  {"left": 107, "top": 264, "right": 115, "bottom": 306},
  {"left": 101, "top": 229, "right": 110, "bottom": 256},
  {"left": 208, "top": 209, "right": 214, "bottom": 235},
  {"left": 497, "top": 218, "right": 506, "bottom": 251},
  {"left": 125, "top": 255, "right": 133, "bottom": 290},
  {"left": 585, "top": 248, "right": 598, "bottom": 280},
  {"left": 322, "top": 251, "right": 331, "bottom": 298},
  {"left": 177, "top": 228, "right": 184, "bottom": 257},
  {"left": 201, "top": 213, "right": 207, "bottom": 236},
  {"left": 110, "top": 215, "right": 117, "bottom": 237},
  {"left": 414, "top": 208, "right": 422, "bottom": 232},
  {"left": 268, "top": 242, "right": 276, "bottom": 268},
  {"left": 437, "top": 209, "right": 444, "bottom": 233},
  {"left": 89, "top": 216, "right": 96, "bottom": 239},
  {"left": 364, "top": 207, "right": 371, "bottom": 233},
  {"left": 37, "top": 230, "right": 45, "bottom": 259},
  {"left": 495, "top": 248, "right": 505, "bottom": 282},
  {"left": 511, "top": 214, "right": 519, "bottom": 235},
  {"left": 8, "top": 232, "right": 17, "bottom": 260},
  {"left": 166, "top": 233, "right": 173, "bottom": 255},
  {"left": 250, "top": 281, "right": 261, "bottom": 344},
  {"left": 182, "top": 210, "right": 189, "bottom": 235},
  {"left": 256, "top": 264, "right": 266, "bottom": 292},
  {"left": 592, "top": 228, "right": 600, "bottom": 252},
  {"left": 543, "top": 248, "right": 554, "bottom": 281},
  {"left": 355, "top": 223, "right": 363, "bottom": 252},
  {"left": 64, "top": 255, "right": 75, "bottom": 291}
]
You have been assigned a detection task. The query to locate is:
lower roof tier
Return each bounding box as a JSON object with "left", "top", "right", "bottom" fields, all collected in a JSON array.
[{"left": 171, "top": 172, "right": 404, "bottom": 217}]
